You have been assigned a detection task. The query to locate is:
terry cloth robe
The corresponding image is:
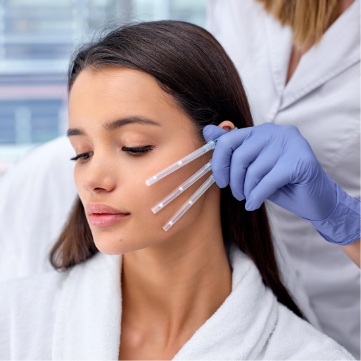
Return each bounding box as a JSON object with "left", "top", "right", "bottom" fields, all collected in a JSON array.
[{"left": 0, "top": 246, "right": 354, "bottom": 360}]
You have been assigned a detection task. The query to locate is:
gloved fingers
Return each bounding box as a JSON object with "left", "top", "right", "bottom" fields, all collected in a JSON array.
[
  {"left": 211, "top": 127, "right": 253, "bottom": 188},
  {"left": 202, "top": 125, "right": 227, "bottom": 142},
  {"left": 242, "top": 150, "right": 281, "bottom": 200},
  {"left": 245, "top": 163, "right": 291, "bottom": 211},
  {"left": 229, "top": 138, "right": 276, "bottom": 200}
]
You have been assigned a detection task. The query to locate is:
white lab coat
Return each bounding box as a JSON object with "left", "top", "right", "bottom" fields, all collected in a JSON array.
[
  {"left": 0, "top": 246, "right": 354, "bottom": 360},
  {"left": 206, "top": 0, "right": 360, "bottom": 358}
]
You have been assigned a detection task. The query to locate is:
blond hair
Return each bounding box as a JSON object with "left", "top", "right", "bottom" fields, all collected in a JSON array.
[{"left": 257, "top": 0, "right": 340, "bottom": 49}]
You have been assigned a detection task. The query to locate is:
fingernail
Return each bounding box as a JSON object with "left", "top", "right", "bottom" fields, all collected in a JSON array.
[{"left": 245, "top": 201, "right": 253, "bottom": 211}]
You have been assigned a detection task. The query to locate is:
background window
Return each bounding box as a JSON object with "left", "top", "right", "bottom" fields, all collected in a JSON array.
[{"left": 0, "top": 0, "right": 206, "bottom": 176}]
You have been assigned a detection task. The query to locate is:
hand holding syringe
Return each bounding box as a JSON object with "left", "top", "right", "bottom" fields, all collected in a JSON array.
[{"left": 145, "top": 138, "right": 219, "bottom": 231}]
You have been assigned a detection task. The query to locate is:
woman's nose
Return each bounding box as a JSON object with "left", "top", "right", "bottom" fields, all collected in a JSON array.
[{"left": 80, "top": 157, "right": 117, "bottom": 193}]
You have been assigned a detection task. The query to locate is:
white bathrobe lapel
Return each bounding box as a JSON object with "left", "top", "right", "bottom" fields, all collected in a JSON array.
[
  {"left": 49, "top": 246, "right": 353, "bottom": 360},
  {"left": 52, "top": 247, "right": 278, "bottom": 360},
  {"left": 53, "top": 252, "right": 122, "bottom": 360},
  {"left": 174, "top": 247, "right": 278, "bottom": 359}
]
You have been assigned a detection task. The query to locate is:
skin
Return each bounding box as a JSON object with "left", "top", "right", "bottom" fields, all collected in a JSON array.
[
  {"left": 342, "top": 242, "right": 360, "bottom": 267},
  {"left": 68, "top": 67, "right": 232, "bottom": 359}
]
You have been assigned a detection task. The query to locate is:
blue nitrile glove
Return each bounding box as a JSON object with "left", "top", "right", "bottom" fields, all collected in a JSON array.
[{"left": 203, "top": 123, "right": 360, "bottom": 245}]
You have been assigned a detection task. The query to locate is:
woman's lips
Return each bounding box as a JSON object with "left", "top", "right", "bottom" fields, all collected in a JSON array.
[
  {"left": 86, "top": 204, "right": 130, "bottom": 228},
  {"left": 88, "top": 213, "right": 130, "bottom": 227}
]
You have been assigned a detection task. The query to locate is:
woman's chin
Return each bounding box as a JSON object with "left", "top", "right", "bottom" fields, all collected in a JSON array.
[
  {"left": 93, "top": 236, "right": 128, "bottom": 255},
  {"left": 92, "top": 234, "right": 152, "bottom": 255}
]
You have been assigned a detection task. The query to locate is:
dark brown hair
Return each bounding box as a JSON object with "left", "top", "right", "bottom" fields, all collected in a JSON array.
[{"left": 50, "top": 20, "right": 304, "bottom": 318}]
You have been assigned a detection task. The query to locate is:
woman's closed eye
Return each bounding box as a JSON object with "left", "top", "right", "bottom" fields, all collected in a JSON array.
[
  {"left": 70, "top": 151, "right": 93, "bottom": 162},
  {"left": 70, "top": 145, "right": 154, "bottom": 162},
  {"left": 122, "top": 145, "right": 154, "bottom": 156}
]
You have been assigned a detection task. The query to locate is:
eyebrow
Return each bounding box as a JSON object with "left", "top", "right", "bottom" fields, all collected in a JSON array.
[{"left": 67, "top": 116, "right": 161, "bottom": 137}]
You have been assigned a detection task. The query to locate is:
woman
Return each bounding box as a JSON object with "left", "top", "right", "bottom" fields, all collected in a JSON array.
[{"left": 0, "top": 21, "right": 353, "bottom": 359}]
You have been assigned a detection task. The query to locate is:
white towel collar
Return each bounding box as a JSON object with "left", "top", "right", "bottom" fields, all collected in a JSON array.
[{"left": 52, "top": 246, "right": 278, "bottom": 360}]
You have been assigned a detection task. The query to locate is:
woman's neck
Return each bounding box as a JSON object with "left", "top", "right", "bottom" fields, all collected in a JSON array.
[
  {"left": 340, "top": 0, "right": 354, "bottom": 12},
  {"left": 120, "top": 224, "right": 232, "bottom": 359},
  {"left": 286, "top": 0, "right": 355, "bottom": 83}
]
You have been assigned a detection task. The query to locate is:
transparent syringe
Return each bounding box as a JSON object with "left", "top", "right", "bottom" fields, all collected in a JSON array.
[
  {"left": 145, "top": 138, "right": 218, "bottom": 231},
  {"left": 151, "top": 161, "right": 212, "bottom": 214},
  {"left": 145, "top": 139, "right": 217, "bottom": 186},
  {"left": 162, "top": 175, "right": 215, "bottom": 231}
]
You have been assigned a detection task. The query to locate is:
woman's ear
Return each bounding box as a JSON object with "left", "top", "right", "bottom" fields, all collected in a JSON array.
[{"left": 218, "top": 120, "right": 235, "bottom": 131}]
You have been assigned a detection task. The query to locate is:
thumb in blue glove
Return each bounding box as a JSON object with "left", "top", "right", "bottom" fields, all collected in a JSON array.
[{"left": 203, "top": 123, "right": 360, "bottom": 245}]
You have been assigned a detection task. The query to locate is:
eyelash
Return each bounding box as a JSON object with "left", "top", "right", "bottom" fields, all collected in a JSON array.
[
  {"left": 122, "top": 145, "right": 155, "bottom": 156},
  {"left": 70, "top": 145, "right": 154, "bottom": 162},
  {"left": 70, "top": 152, "right": 93, "bottom": 162}
]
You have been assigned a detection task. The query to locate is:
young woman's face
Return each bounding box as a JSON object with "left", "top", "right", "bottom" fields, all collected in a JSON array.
[{"left": 68, "top": 67, "right": 217, "bottom": 254}]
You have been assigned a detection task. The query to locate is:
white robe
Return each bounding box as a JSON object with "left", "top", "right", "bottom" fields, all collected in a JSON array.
[{"left": 0, "top": 246, "right": 353, "bottom": 360}]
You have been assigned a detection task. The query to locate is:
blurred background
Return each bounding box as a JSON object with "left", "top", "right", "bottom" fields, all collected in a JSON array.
[{"left": 0, "top": 0, "right": 206, "bottom": 176}]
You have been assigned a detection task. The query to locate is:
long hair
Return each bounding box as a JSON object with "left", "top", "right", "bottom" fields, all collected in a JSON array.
[
  {"left": 50, "top": 20, "right": 304, "bottom": 318},
  {"left": 257, "top": 0, "right": 340, "bottom": 49}
]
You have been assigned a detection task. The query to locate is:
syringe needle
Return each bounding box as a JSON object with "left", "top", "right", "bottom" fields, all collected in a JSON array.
[
  {"left": 145, "top": 140, "right": 216, "bottom": 186},
  {"left": 151, "top": 162, "right": 212, "bottom": 214},
  {"left": 162, "top": 175, "right": 215, "bottom": 231}
]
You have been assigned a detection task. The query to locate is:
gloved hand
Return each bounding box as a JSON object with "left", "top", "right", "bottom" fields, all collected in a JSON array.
[{"left": 203, "top": 123, "right": 360, "bottom": 245}]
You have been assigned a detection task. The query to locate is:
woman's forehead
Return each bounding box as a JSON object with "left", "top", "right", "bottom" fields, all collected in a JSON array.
[{"left": 68, "top": 67, "right": 198, "bottom": 135}]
